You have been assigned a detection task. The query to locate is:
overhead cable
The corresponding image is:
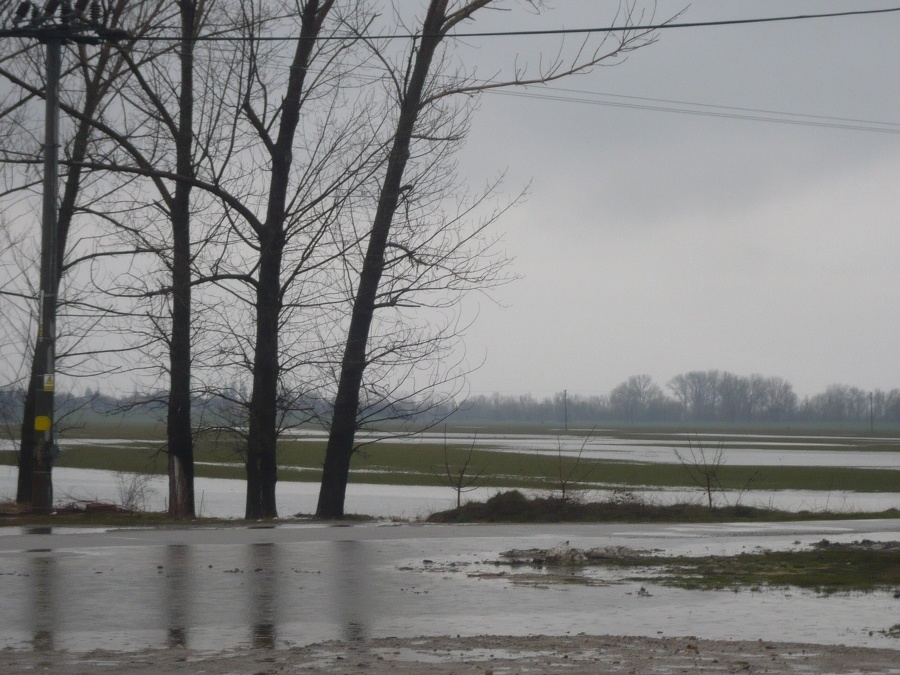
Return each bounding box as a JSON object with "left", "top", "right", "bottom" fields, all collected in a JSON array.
[
  {"left": 485, "top": 87, "right": 900, "bottom": 134},
  {"left": 69, "top": 7, "right": 900, "bottom": 42}
]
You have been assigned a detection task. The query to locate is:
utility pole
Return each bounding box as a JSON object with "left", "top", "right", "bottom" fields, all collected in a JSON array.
[
  {"left": 2, "top": 0, "right": 129, "bottom": 513},
  {"left": 869, "top": 391, "right": 874, "bottom": 435},
  {"left": 32, "top": 23, "right": 61, "bottom": 515}
]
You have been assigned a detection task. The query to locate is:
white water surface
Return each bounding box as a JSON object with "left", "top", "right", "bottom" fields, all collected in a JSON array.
[
  {"left": 4, "top": 429, "right": 900, "bottom": 468},
  {"left": 1, "top": 466, "right": 898, "bottom": 519}
]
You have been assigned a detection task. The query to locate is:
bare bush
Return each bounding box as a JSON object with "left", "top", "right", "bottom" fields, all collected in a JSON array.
[
  {"left": 115, "top": 470, "right": 156, "bottom": 512},
  {"left": 436, "top": 430, "right": 488, "bottom": 509},
  {"left": 552, "top": 430, "right": 596, "bottom": 504},
  {"left": 674, "top": 436, "right": 726, "bottom": 509}
]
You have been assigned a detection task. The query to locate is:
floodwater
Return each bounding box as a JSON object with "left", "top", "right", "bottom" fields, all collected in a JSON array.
[
  {"left": 287, "top": 428, "right": 900, "bottom": 468},
  {"left": 2, "top": 466, "right": 899, "bottom": 518},
  {"left": 0, "top": 520, "right": 898, "bottom": 653},
  {"left": 6, "top": 428, "right": 899, "bottom": 469}
]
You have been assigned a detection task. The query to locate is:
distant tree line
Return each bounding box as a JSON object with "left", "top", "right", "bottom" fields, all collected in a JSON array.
[
  {"left": 2, "top": 371, "right": 897, "bottom": 432},
  {"left": 446, "top": 371, "right": 900, "bottom": 427}
]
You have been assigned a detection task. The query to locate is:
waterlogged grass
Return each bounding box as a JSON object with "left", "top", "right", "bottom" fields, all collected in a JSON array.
[
  {"left": 495, "top": 539, "right": 900, "bottom": 594},
  {"left": 2, "top": 444, "right": 899, "bottom": 495},
  {"left": 615, "top": 542, "right": 900, "bottom": 594},
  {"left": 270, "top": 437, "right": 900, "bottom": 492},
  {"left": 1, "top": 423, "right": 898, "bottom": 494}
]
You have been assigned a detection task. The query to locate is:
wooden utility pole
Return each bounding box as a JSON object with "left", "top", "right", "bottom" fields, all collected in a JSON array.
[{"left": 2, "top": 1, "right": 130, "bottom": 512}]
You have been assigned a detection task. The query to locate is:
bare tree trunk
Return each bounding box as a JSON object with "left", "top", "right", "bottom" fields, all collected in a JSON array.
[
  {"left": 317, "top": 0, "right": 448, "bottom": 519},
  {"left": 245, "top": 230, "right": 283, "bottom": 519},
  {"left": 244, "top": 0, "right": 332, "bottom": 519},
  {"left": 15, "top": 378, "right": 36, "bottom": 503},
  {"left": 167, "top": 0, "right": 198, "bottom": 518}
]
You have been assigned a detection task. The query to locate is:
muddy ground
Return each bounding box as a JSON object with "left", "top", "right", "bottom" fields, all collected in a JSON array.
[{"left": 2, "top": 635, "right": 899, "bottom": 674}]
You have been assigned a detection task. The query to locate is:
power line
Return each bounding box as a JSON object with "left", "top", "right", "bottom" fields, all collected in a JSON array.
[
  {"left": 448, "top": 7, "right": 900, "bottom": 39},
  {"left": 484, "top": 87, "right": 900, "bottom": 135},
  {"left": 66, "top": 6, "right": 900, "bottom": 43}
]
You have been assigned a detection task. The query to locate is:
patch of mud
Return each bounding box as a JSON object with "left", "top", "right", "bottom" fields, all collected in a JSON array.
[{"left": 2, "top": 635, "right": 898, "bottom": 674}]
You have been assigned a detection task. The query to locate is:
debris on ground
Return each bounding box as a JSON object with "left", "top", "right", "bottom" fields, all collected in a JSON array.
[{"left": 500, "top": 541, "right": 647, "bottom": 565}]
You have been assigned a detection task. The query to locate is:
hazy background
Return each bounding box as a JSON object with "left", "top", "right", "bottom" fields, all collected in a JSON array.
[{"left": 451, "top": 0, "right": 900, "bottom": 399}]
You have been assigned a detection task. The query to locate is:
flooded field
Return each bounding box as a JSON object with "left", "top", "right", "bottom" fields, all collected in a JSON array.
[
  {"left": 2, "top": 428, "right": 899, "bottom": 518},
  {"left": 287, "top": 428, "right": 900, "bottom": 468},
  {"left": 6, "top": 427, "right": 900, "bottom": 469},
  {"left": 0, "top": 520, "right": 898, "bottom": 654},
  {"left": 1, "top": 466, "right": 899, "bottom": 518}
]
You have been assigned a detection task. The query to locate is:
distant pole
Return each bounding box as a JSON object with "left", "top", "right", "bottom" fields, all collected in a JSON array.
[
  {"left": 3, "top": 1, "right": 131, "bottom": 513},
  {"left": 563, "top": 389, "right": 568, "bottom": 431},
  {"left": 869, "top": 392, "right": 874, "bottom": 435}
]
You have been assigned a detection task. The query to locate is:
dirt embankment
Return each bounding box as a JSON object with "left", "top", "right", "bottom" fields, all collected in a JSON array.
[{"left": 2, "top": 635, "right": 898, "bottom": 674}]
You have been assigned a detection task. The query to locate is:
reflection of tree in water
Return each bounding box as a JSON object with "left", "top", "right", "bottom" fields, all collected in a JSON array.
[
  {"left": 27, "top": 547, "right": 56, "bottom": 651},
  {"left": 331, "top": 540, "right": 373, "bottom": 645},
  {"left": 164, "top": 545, "right": 192, "bottom": 648},
  {"left": 248, "top": 543, "right": 280, "bottom": 648}
]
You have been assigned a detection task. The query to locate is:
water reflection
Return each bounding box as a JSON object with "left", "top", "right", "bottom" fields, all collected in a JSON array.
[
  {"left": 248, "top": 543, "right": 279, "bottom": 648},
  {"left": 25, "top": 526, "right": 52, "bottom": 536},
  {"left": 26, "top": 552, "right": 56, "bottom": 651},
  {"left": 331, "top": 539, "right": 373, "bottom": 644},
  {"left": 163, "top": 545, "right": 192, "bottom": 648}
]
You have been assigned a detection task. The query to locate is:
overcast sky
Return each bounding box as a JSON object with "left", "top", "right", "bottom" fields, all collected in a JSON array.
[{"left": 447, "top": 0, "right": 900, "bottom": 399}]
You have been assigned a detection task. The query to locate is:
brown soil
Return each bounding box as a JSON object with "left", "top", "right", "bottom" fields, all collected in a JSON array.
[{"left": 2, "top": 634, "right": 898, "bottom": 674}]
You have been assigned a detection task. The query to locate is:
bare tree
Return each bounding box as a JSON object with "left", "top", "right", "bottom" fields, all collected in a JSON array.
[
  {"left": 717, "top": 371, "right": 750, "bottom": 424},
  {"left": 610, "top": 374, "right": 663, "bottom": 424},
  {"left": 0, "top": 220, "right": 32, "bottom": 454},
  {"left": 200, "top": 0, "right": 401, "bottom": 519},
  {"left": 754, "top": 375, "right": 797, "bottom": 422},
  {"left": 552, "top": 430, "right": 595, "bottom": 504},
  {"left": 674, "top": 435, "right": 725, "bottom": 509},
  {"left": 668, "top": 370, "right": 720, "bottom": 422},
  {"left": 0, "top": 0, "right": 141, "bottom": 505},
  {"left": 237, "top": 0, "right": 338, "bottom": 519},
  {"left": 317, "top": 0, "right": 665, "bottom": 518},
  {"left": 31, "top": 0, "right": 210, "bottom": 517},
  {"left": 73, "top": 0, "right": 384, "bottom": 520},
  {"left": 436, "top": 429, "right": 487, "bottom": 509},
  {"left": 101, "top": 0, "right": 206, "bottom": 517}
]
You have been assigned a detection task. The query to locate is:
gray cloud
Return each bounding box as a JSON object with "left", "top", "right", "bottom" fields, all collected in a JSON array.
[{"left": 455, "top": 1, "right": 900, "bottom": 398}]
